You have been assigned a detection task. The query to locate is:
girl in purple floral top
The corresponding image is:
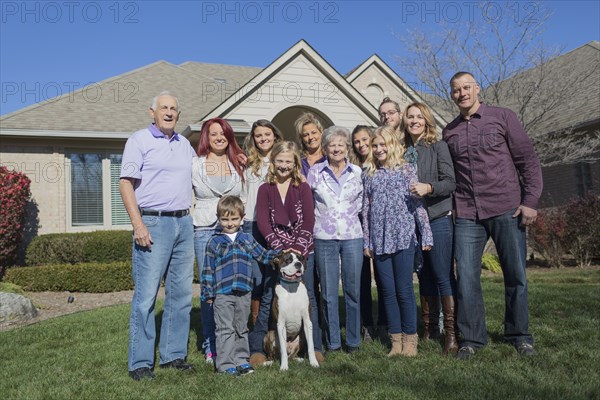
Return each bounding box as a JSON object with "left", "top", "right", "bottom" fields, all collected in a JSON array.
[{"left": 362, "top": 126, "right": 433, "bottom": 357}]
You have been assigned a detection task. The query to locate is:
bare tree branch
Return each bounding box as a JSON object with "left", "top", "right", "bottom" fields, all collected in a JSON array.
[{"left": 395, "top": 1, "right": 599, "bottom": 167}]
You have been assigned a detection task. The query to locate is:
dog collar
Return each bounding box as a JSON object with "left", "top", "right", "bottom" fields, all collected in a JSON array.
[{"left": 278, "top": 278, "right": 301, "bottom": 293}]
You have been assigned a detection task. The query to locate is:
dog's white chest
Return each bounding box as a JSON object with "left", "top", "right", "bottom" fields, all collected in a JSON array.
[{"left": 275, "top": 283, "right": 309, "bottom": 336}]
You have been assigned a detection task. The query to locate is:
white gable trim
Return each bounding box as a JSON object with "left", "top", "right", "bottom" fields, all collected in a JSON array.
[
  {"left": 197, "top": 40, "right": 380, "bottom": 126},
  {"left": 347, "top": 54, "right": 449, "bottom": 126}
]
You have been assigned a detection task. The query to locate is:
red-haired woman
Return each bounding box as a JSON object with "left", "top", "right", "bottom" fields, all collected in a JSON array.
[{"left": 193, "top": 118, "right": 245, "bottom": 364}]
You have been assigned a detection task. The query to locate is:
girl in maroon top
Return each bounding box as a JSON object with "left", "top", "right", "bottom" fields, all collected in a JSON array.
[{"left": 249, "top": 141, "right": 324, "bottom": 365}]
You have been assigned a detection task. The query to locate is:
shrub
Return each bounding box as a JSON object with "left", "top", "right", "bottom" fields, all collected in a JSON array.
[
  {"left": 4, "top": 262, "right": 133, "bottom": 293},
  {"left": 563, "top": 195, "right": 600, "bottom": 267},
  {"left": 0, "top": 281, "right": 25, "bottom": 295},
  {"left": 529, "top": 208, "right": 567, "bottom": 268},
  {"left": 26, "top": 231, "right": 133, "bottom": 266},
  {"left": 481, "top": 253, "right": 501, "bottom": 273},
  {"left": 0, "top": 166, "right": 31, "bottom": 272}
]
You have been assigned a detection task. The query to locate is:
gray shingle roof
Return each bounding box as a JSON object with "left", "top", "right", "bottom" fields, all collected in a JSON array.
[
  {"left": 0, "top": 61, "right": 262, "bottom": 134},
  {"left": 482, "top": 41, "right": 600, "bottom": 135}
]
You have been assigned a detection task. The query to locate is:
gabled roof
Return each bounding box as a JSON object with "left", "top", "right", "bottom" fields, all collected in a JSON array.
[
  {"left": 0, "top": 61, "right": 257, "bottom": 136},
  {"left": 197, "top": 39, "right": 381, "bottom": 127},
  {"left": 178, "top": 62, "right": 262, "bottom": 85},
  {"left": 346, "top": 54, "right": 453, "bottom": 125},
  {"left": 484, "top": 41, "right": 600, "bottom": 135}
]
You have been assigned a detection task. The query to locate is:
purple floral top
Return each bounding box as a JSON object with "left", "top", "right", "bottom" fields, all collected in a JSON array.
[
  {"left": 362, "top": 163, "right": 433, "bottom": 255},
  {"left": 307, "top": 159, "right": 363, "bottom": 240}
]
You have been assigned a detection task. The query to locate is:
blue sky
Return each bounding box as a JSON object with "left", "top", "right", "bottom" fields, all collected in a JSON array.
[{"left": 1, "top": 0, "right": 599, "bottom": 116}]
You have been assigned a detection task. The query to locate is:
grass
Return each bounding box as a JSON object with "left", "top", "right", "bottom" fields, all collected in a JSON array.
[{"left": 1, "top": 268, "right": 599, "bottom": 400}]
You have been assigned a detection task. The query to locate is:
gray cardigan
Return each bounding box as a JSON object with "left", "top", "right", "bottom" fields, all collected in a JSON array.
[{"left": 414, "top": 140, "right": 456, "bottom": 221}]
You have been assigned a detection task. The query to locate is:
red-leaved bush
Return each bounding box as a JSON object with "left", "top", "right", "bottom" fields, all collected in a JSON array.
[
  {"left": 529, "top": 195, "right": 600, "bottom": 267},
  {"left": 529, "top": 208, "right": 567, "bottom": 268},
  {"left": 0, "top": 166, "right": 31, "bottom": 272}
]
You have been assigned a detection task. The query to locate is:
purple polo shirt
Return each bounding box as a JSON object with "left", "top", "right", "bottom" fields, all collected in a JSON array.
[
  {"left": 120, "top": 123, "right": 196, "bottom": 211},
  {"left": 442, "top": 103, "right": 543, "bottom": 220}
]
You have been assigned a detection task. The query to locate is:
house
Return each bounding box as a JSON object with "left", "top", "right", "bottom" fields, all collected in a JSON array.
[
  {"left": 481, "top": 41, "right": 600, "bottom": 207},
  {"left": 0, "top": 40, "right": 443, "bottom": 247}
]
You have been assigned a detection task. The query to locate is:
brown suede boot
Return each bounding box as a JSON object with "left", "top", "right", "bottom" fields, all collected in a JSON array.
[
  {"left": 441, "top": 296, "right": 459, "bottom": 356},
  {"left": 420, "top": 295, "right": 440, "bottom": 340},
  {"left": 249, "top": 352, "right": 266, "bottom": 367},
  {"left": 388, "top": 333, "right": 403, "bottom": 357},
  {"left": 401, "top": 333, "right": 419, "bottom": 357},
  {"left": 250, "top": 298, "right": 260, "bottom": 325},
  {"left": 314, "top": 351, "right": 324, "bottom": 365}
]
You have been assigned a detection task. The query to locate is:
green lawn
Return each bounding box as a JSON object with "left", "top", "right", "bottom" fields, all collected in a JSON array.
[{"left": 1, "top": 268, "right": 599, "bottom": 400}]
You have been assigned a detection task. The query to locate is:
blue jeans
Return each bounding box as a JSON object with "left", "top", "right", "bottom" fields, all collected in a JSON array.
[
  {"left": 374, "top": 244, "right": 417, "bottom": 335},
  {"left": 454, "top": 209, "right": 533, "bottom": 348},
  {"left": 128, "top": 214, "right": 194, "bottom": 371},
  {"left": 249, "top": 252, "right": 323, "bottom": 354},
  {"left": 315, "top": 238, "right": 363, "bottom": 349},
  {"left": 194, "top": 227, "right": 217, "bottom": 356},
  {"left": 418, "top": 215, "right": 456, "bottom": 297},
  {"left": 243, "top": 221, "right": 267, "bottom": 299},
  {"left": 360, "top": 255, "right": 374, "bottom": 327}
]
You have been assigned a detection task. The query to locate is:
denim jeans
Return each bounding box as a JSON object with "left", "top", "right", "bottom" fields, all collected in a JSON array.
[
  {"left": 418, "top": 215, "right": 456, "bottom": 297},
  {"left": 315, "top": 238, "right": 363, "bottom": 349},
  {"left": 128, "top": 214, "right": 194, "bottom": 371},
  {"left": 373, "top": 243, "right": 417, "bottom": 335},
  {"left": 373, "top": 266, "right": 387, "bottom": 327},
  {"left": 194, "top": 227, "right": 217, "bottom": 356},
  {"left": 249, "top": 252, "right": 323, "bottom": 354},
  {"left": 360, "top": 255, "right": 374, "bottom": 327},
  {"left": 243, "top": 220, "right": 267, "bottom": 299},
  {"left": 454, "top": 209, "right": 533, "bottom": 348}
]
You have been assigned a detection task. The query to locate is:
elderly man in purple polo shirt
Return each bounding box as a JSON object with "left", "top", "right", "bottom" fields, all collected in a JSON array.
[
  {"left": 120, "top": 91, "right": 196, "bottom": 380},
  {"left": 442, "top": 72, "right": 543, "bottom": 360}
]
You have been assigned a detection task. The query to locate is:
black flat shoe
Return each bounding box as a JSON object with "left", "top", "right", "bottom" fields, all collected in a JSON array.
[
  {"left": 129, "top": 367, "right": 155, "bottom": 381},
  {"left": 159, "top": 358, "right": 194, "bottom": 371}
]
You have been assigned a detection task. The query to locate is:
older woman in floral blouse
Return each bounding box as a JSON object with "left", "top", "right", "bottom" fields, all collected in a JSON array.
[{"left": 307, "top": 126, "right": 364, "bottom": 353}]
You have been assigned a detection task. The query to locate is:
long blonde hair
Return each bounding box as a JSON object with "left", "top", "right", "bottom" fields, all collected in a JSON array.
[
  {"left": 243, "top": 119, "right": 283, "bottom": 177},
  {"left": 363, "top": 126, "right": 406, "bottom": 176},
  {"left": 401, "top": 102, "right": 438, "bottom": 147},
  {"left": 265, "top": 141, "right": 304, "bottom": 187}
]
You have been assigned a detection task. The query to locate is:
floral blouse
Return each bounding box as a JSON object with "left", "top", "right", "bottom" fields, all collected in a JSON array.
[
  {"left": 362, "top": 163, "right": 433, "bottom": 255},
  {"left": 307, "top": 159, "right": 363, "bottom": 240}
]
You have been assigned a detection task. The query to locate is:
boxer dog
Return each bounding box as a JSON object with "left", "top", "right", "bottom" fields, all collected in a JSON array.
[{"left": 264, "top": 252, "right": 320, "bottom": 371}]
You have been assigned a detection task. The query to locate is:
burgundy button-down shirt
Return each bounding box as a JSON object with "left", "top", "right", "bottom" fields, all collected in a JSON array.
[{"left": 442, "top": 103, "right": 543, "bottom": 220}]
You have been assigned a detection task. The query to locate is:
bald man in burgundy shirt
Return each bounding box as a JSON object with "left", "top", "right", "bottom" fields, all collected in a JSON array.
[{"left": 443, "top": 72, "right": 542, "bottom": 359}]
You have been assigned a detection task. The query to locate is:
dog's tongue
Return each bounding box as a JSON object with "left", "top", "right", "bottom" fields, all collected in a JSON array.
[{"left": 295, "top": 271, "right": 302, "bottom": 277}]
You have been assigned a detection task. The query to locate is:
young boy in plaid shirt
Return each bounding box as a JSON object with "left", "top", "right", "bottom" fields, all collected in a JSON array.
[{"left": 201, "top": 195, "right": 282, "bottom": 376}]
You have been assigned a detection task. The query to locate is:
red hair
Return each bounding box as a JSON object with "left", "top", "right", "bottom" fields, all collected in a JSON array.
[{"left": 197, "top": 118, "right": 245, "bottom": 182}]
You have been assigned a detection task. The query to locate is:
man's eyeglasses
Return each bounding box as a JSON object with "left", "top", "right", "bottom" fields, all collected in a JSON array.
[{"left": 379, "top": 110, "right": 399, "bottom": 119}]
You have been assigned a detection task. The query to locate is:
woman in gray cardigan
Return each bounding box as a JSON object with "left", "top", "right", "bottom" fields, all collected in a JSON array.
[{"left": 402, "top": 102, "right": 458, "bottom": 355}]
